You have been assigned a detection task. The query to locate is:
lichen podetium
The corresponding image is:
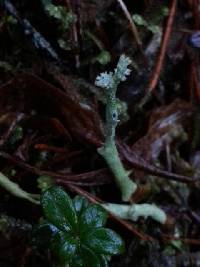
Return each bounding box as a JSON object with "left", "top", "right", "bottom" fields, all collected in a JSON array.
[
  {"left": 95, "top": 55, "right": 137, "bottom": 201},
  {"left": 95, "top": 55, "right": 168, "bottom": 225}
]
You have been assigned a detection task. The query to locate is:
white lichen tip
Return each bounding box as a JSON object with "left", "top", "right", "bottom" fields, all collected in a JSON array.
[
  {"left": 114, "top": 54, "right": 132, "bottom": 82},
  {"left": 95, "top": 54, "right": 132, "bottom": 89},
  {"left": 95, "top": 71, "right": 114, "bottom": 89}
]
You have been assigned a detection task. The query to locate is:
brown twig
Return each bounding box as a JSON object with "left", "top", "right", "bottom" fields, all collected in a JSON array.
[
  {"left": 188, "top": 0, "right": 200, "bottom": 29},
  {"left": 116, "top": 0, "right": 143, "bottom": 52},
  {"left": 0, "top": 113, "right": 25, "bottom": 147},
  {"left": 34, "top": 144, "right": 69, "bottom": 153},
  {"left": 0, "top": 151, "right": 110, "bottom": 185},
  {"left": 163, "top": 234, "right": 200, "bottom": 245},
  {"left": 64, "top": 0, "right": 80, "bottom": 68},
  {"left": 118, "top": 142, "right": 198, "bottom": 186},
  {"left": 188, "top": 0, "right": 200, "bottom": 102},
  {"left": 149, "top": 0, "right": 177, "bottom": 92},
  {"left": 146, "top": 0, "right": 177, "bottom": 94},
  {"left": 190, "top": 61, "right": 200, "bottom": 102}
]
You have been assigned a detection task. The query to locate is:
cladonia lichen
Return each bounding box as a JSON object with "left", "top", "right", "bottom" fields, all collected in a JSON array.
[{"left": 95, "top": 55, "right": 168, "bottom": 225}]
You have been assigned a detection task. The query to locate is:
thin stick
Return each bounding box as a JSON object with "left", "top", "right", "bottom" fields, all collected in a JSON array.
[
  {"left": 64, "top": 0, "right": 80, "bottom": 68},
  {"left": 118, "top": 142, "right": 198, "bottom": 186},
  {"left": 147, "top": 0, "right": 177, "bottom": 93},
  {"left": 116, "top": 0, "right": 143, "bottom": 51},
  {"left": 190, "top": 62, "right": 200, "bottom": 101},
  {"left": 0, "top": 151, "right": 110, "bottom": 184},
  {"left": 163, "top": 234, "right": 200, "bottom": 245}
]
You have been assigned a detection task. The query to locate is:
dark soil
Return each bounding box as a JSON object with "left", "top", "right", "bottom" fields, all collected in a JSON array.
[{"left": 0, "top": 0, "right": 200, "bottom": 266}]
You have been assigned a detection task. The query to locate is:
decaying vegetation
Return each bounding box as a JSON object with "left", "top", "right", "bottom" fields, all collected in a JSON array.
[{"left": 0, "top": 0, "right": 200, "bottom": 266}]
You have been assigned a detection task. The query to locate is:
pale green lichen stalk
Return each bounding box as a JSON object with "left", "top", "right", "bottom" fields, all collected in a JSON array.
[
  {"left": 0, "top": 172, "right": 39, "bottom": 204},
  {"left": 95, "top": 55, "right": 168, "bottom": 225},
  {"left": 102, "top": 203, "right": 167, "bottom": 225},
  {"left": 95, "top": 55, "right": 137, "bottom": 201}
]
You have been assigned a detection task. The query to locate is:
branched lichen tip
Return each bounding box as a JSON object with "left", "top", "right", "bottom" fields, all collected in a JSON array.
[
  {"left": 95, "top": 54, "right": 132, "bottom": 89},
  {"left": 95, "top": 71, "right": 114, "bottom": 89},
  {"left": 114, "top": 54, "right": 132, "bottom": 82}
]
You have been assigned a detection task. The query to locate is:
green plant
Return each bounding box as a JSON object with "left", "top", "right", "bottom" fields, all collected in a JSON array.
[
  {"left": 9, "top": 126, "right": 23, "bottom": 145},
  {"left": 132, "top": 7, "right": 168, "bottom": 34},
  {"left": 85, "top": 30, "right": 111, "bottom": 66},
  {"left": 132, "top": 14, "right": 160, "bottom": 34},
  {"left": 41, "top": 1, "right": 76, "bottom": 51},
  {"left": 35, "top": 186, "right": 124, "bottom": 267},
  {"left": 37, "top": 175, "right": 53, "bottom": 192},
  {"left": 45, "top": 4, "right": 76, "bottom": 31}
]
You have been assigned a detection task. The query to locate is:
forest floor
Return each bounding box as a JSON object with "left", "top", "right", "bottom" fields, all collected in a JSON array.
[{"left": 0, "top": 0, "right": 200, "bottom": 266}]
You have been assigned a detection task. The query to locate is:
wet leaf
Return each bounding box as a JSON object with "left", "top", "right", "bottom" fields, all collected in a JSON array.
[
  {"left": 79, "top": 204, "right": 108, "bottom": 232},
  {"left": 53, "top": 232, "right": 79, "bottom": 263},
  {"left": 41, "top": 186, "right": 77, "bottom": 231},
  {"left": 83, "top": 228, "right": 125, "bottom": 255},
  {"left": 37, "top": 187, "right": 123, "bottom": 266},
  {"left": 73, "top": 195, "right": 89, "bottom": 214}
]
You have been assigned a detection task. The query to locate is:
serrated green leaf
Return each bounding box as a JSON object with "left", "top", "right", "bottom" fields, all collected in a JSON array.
[
  {"left": 39, "top": 188, "right": 124, "bottom": 266},
  {"left": 79, "top": 204, "right": 107, "bottom": 232},
  {"left": 53, "top": 232, "right": 79, "bottom": 263},
  {"left": 71, "top": 246, "right": 101, "bottom": 267},
  {"left": 73, "top": 195, "right": 89, "bottom": 214},
  {"left": 41, "top": 186, "right": 77, "bottom": 232},
  {"left": 46, "top": 4, "right": 63, "bottom": 20},
  {"left": 83, "top": 228, "right": 125, "bottom": 255}
]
